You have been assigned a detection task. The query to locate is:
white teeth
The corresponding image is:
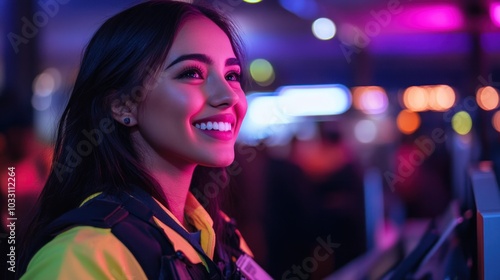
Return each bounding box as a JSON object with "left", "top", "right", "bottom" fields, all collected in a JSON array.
[{"left": 194, "top": 121, "right": 232, "bottom": 131}]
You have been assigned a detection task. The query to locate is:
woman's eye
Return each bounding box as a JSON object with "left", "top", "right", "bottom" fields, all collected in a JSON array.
[
  {"left": 177, "top": 68, "right": 204, "bottom": 79},
  {"left": 226, "top": 72, "right": 241, "bottom": 82}
]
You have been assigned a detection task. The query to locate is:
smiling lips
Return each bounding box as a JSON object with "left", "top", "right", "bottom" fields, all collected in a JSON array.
[{"left": 193, "top": 114, "right": 236, "bottom": 140}]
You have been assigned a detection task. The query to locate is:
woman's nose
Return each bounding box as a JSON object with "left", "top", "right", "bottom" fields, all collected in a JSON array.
[{"left": 207, "top": 77, "right": 240, "bottom": 109}]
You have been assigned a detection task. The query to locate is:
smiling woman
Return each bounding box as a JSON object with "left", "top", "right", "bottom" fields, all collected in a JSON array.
[
  {"left": 130, "top": 17, "right": 247, "bottom": 171},
  {"left": 16, "top": 1, "right": 270, "bottom": 279}
]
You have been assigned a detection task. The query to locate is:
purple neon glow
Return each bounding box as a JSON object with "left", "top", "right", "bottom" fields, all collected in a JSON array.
[
  {"left": 491, "top": 3, "right": 500, "bottom": 27},
  {"left": 369, "top": 33, "right": 470, "bottom": 55},
  {"left": 401, "top": 4, "right": 464, "bottom": 31}
]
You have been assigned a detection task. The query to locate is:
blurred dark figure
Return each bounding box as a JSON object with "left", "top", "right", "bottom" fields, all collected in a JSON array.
[
  {"left": 391, "top": 133, "right": 451, "bottom": 218},
  {"left": 263, "top": 122, "right": 366, "bottom": 279}
]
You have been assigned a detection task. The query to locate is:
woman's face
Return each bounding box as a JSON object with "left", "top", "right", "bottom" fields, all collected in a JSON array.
[{"left": 133, "top": 16, "right": 247, "bottom": 169}]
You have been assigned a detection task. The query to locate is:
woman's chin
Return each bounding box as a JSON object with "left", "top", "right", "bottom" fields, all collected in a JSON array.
[{"left": 199, "top": 155, "right": 235, "bottom": 168}]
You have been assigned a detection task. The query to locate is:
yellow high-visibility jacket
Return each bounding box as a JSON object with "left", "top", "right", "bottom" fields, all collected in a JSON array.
[{"left": 22, "top": 192, "right": 252, "bottom": 279}]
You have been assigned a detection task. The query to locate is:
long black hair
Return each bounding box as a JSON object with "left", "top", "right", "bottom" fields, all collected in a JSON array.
[{"left": 20, "top": 0, "right": 246, "bottom": 271}]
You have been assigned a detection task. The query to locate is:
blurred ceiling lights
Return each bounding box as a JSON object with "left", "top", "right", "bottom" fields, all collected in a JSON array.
[
  {"left": 403, "top": 85, "right": 456, "bottom": 112},
  {"left": 278, "top": 84, "right": 351, "bottom": 116}
]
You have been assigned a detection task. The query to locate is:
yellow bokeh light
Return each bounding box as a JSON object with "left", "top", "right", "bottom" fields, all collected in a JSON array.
[
  {"left": 493, "top": 111, "right": 500, "bottom": 133},
  {"left": 396, "top": 109, "right": 421, "bottom": 134},
  {"left": 476, "top": 86, "right": 499, "bottom": 111},
  {"left": 243, "top": 0, "right": 262, "bottom": 3},
  {"left": 452, "top": 111, "right": 472, "bottom": 135},
  {"left": 250, "top": 58, "right": 275, "bottom": 86},
  {"left": 403, "top": 86, "right": 428, "bottom": 112}
]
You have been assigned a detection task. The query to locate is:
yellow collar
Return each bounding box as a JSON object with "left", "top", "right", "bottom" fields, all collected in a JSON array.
[{"left": 153, "top": 192, "right": 216, "bottom": 260}]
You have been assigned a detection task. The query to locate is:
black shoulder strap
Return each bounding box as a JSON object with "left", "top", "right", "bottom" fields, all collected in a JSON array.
[
  {"left": 46, "top": 199, "right": 129, "bottom": 233},
  {"left": 120, "top": 188, "right": 224, "bottom": 279}
]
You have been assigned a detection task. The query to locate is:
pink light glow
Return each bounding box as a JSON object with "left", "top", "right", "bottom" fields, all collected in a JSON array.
[
  {"left": 402, "top": 4, "right": 464, "bottom": 32},
  {"left": 491, "top": 3, "right": 500, "bottom": 27}
]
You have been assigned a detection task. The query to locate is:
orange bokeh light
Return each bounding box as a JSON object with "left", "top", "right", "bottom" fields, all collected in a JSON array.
[
  {"left": 397, "top": 109, "right": 421, "bottom": 134},
  {"left": 430, "top": 85, "right": 455, "bottom": 111},
  {"left": 403, "top": 86, "right": 428, "bottom": 112},
  {"left": 403, "top": 85, "right": 455, "bottom": 112},
  {"left": 493, "top": 111, "right": 500, "bottom": 133},
  {"left": 477, "top": 86, "right": 499, "bottom": 111}
]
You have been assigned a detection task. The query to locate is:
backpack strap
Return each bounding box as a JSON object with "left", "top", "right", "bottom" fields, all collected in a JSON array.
[
  {"left": 114, "top": 193, "right": 217, "bottom": 279},
  {"left": 120, "top": 188, "right": 224, "bottom": 279},
  {"left": 47, "top": 199, "right": 129, "bottom": 234}
]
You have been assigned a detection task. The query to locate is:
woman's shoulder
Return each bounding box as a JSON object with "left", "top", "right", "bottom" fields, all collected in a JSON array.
[{"left": 22, "top": 226, "right": 147, "bottom": 279}]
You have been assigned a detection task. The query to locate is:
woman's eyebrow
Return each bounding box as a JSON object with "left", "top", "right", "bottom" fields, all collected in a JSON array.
[
  {"left": 166, "top": 53, "right": 212, "bottom": 69},
  {"left": 226, "top": 57, "right": 240, "bottom": 67},
  {"left": 165, "top": 53, "right": 240, "bottom": 69}
]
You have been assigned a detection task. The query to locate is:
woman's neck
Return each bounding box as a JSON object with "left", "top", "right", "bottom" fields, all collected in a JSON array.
[
  {"left": 132, "top": 133, "right": 197, "bottom": 229},
  {"left": 151, "top": 166, "right": 194, "bottom": 227},
  {"left": 142, "top": 158, "right": 196, "bottom": 229}
]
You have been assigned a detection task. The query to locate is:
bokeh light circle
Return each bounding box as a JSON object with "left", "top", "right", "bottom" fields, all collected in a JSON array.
[
  {"left": 452, "top": 111, "right": 472, "bottom": 135},
  {"left": 354, "top": 119, "right": 377, "bottom": 143},
  {"left": 312, "top": 17, "right": 336, "bottom": 40},
  {"left": 396, "top": 109, "right": 421, "bottom": 134},
  {"left": 403, "top": 86, "right": 428, "bottom": 112},
  {"left": 476, "top": 86, "right": 499, "bottom": 111},
  {"left": 431, "top": 85, "right": 455, "bottom": 111},
  {"left": 492, "top": 111, "right": 500, "bottom": 133},
  {"left": 249, "top": 58, "right": 275, "bottom": 86},
  {"left": 33, "top": 72, "right": 55, "bottom": 97},
  {"left": 352, "top": 86, "right": 388, "bottom": 114}
]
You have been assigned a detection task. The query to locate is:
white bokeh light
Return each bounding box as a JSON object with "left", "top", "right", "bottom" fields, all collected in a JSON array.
[
  {"left": 354, "top": 119, "right": 377, "bottom": 143},
  {"left": 278, "top": 84, "right": 351, "bottom": 116},
  {"left": 312, "top": 17, "right": 336, "bottom": 40}
]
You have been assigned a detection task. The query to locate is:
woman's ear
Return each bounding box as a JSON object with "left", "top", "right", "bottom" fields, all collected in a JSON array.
[{"left": 110, "top": 93, "right": 139, "bottom": 126}]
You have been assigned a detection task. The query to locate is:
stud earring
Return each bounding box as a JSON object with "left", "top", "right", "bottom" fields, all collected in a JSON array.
[{"left": 124, "top": 117, "right": 130, "bottom": 125}]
